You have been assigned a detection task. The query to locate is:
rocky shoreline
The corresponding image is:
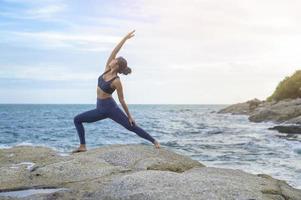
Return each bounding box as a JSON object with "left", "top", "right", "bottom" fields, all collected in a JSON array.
[
  {"left": 1, "top": 144, "right": 301, "bottom": 200},
  {"left": 217, "top": 98, "right": 301, "bottom": 135}
]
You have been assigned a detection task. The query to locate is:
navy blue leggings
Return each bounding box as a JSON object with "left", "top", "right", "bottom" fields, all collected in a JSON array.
[{"left": 73, "top": 97, "right": 156, "bottom": 145}]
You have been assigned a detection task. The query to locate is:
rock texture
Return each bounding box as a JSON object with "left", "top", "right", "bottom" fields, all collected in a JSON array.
[
  {"left": 249, "top": 98, "right": 301, "bottom": 123},
  {"left": 287, "top": 115, "right": 301, "bottom": 124},
  {"left": 1, "top": 144, "right": 301, "bottom": 200},
  {"left": 217, "top": 98, "right": 263, "bottom": 115},
  {"left": 268, "top": 125, "right": 301, "bottom": 134}
]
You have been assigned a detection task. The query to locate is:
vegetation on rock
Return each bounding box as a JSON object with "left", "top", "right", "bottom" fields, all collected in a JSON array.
[{"left": 267, "top": 70, "right": 301, "bottom": 102}]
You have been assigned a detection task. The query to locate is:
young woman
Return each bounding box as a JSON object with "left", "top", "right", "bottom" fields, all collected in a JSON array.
[{"left": 72, "top": 30, "right": 160, "bottom": 153}]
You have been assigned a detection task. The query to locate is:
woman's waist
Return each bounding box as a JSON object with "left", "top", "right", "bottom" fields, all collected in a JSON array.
[{"left": 96, "top": 97, "right": 117, "bottom": 107}]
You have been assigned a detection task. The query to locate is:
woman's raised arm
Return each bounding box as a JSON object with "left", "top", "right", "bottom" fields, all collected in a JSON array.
[{"left": 105, "top": 30, "right": 135, "bottom": 70}]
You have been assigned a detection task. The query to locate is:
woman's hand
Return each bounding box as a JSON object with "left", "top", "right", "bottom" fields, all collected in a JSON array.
[
  {"left": 125, "top": 30, "right": 135, "bottom": 40},
  {"left": 105, "top": 30, "right": 135, "bottom": 68},
  {"left": 128, "top": 116, "right": 136, "bottom": 126}
]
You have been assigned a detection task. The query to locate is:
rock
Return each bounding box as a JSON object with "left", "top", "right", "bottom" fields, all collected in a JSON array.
[
  {"left": 0, "top": 146, "right": 72, "bottom": 190},
  {"left": 96, "top": 167, "right": 301, "bottom": 200},
  {"left": 248, "top": 98, "right": 263, "bottom": 110},
  {"left": 0, "top": 146, "right": 69, "bottom": 168},
  {"left": 0, "top": 144, "right": 204, "bottom": 194},
  {"left": 218, "top": 98, "right": 301, "bottom": 135},
  {"left": 0, "top": 144, "right": 300, "bottom": 200},
  {"left": 249, "top": 109, "right": 280, "bottom": 122},
  {"left": 268, "top": 125, "right": 301, "bottom": 134},
  {"left": 74, "top": 144, "right": 205, "bottom": 172},
  {"left": 286, "top": 115, "right": 301, "bottom": 124},
  {"left": 248, "top": 98, "right": 301, "bottom": 123},
  {"left": 30, "top": 155, "right": 127, "bottom": 186},
  {"left": 217, "top": 98, "right": 264, "bottom": 115}
]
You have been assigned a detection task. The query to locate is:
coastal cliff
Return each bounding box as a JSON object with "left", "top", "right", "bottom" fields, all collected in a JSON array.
[
  {"left": 218, "top": 70, "right": 301, "bottom": 134},
  {"left": 217, "top": 97, "right": 301, "bottom": 135},
  {"left": 218, "top": 98, "right": 301, "bottom": 124},
  {"left": 1, "top": 144, "right": 301, "bottom": 200}
]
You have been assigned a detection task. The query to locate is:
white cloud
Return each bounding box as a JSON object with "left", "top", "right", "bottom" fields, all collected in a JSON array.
[
  {"left": 25, "top": 4, "right": 66, "bottom": 18},
  {"left": 0, "top": 64, "right": 96, "bottom": 81},
  {"left": 1, "top": 30, "right": 121, "bottom": 51},
  {"left": 0, "top": 0, "right": 67, "bottom": 20},
  {"left": 1, "top": 0, "right": 301, "bottom": 103}
]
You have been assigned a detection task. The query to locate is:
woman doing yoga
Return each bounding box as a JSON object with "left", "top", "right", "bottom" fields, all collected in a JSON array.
[{"left": 72, "top": 30, "right": 160, "bottom": 153}]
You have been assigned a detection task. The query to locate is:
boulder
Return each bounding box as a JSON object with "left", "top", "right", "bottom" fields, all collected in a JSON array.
[
  {"left": 0, "top": 144, "right": 300, "bottom": 200},
  {"left": 217, "top": 98, "right": 264, "bottom": 115},
  {"left": 285, "top": 115, "right": 301, "bottom": 124},
  {"left": 248, "top": 98, "right": 301, "bottom": 123},
  {"left": 96, "top": 167, "right": 301, "bottom": 200},
  {"left": 218, "top": 98, "right": 301, "bottom": 135},
  {"left": 268, "top": 125, "right": 301, "bottom": 134}
]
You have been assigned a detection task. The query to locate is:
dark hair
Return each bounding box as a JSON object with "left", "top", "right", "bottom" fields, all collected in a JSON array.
[{"left": 116, "top": 56, "right": 132, "bottom": 75}]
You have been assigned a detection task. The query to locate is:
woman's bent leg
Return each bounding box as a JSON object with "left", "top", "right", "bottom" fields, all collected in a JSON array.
[
  {"left": 74, "top": 109, "right": 107, "bottom": 144},
  {"left": 108, "top": 106, "right": 156, "bottom": 144}
]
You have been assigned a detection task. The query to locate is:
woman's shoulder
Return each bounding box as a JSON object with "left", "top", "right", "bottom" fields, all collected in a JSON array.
[
  {"left": 114, "top": 75, "right": 120, "bottom": 81},
  {"left": 112, "top": 76, "right": 121, "bottom": 84}
]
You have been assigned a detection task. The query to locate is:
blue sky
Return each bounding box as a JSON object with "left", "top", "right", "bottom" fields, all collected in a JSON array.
[{"left": 0, "top": 0, "right": 300, "bottom": 104}]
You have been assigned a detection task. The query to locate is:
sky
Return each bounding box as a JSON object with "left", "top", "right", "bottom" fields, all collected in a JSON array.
[{"left": 0, "top": 0, "right": 300, "bottom": 104}]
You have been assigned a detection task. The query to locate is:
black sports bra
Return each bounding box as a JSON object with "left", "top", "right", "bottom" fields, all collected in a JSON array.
[{"left": 97, "top": 70, "right": 119, "bottom": 94}]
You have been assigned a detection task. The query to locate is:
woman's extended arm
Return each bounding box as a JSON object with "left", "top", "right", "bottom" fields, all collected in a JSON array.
[
  {"left": 114, "top": 79, "right": 136, "bottom": 126},
  {"left": 115, "top": 79, "right": 131, "bottom": 116},
  {"left": 105, "top": 30, "right": 135, "bottom": 69}
]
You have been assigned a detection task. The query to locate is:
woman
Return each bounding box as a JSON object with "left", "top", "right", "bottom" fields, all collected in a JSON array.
[{"left": 72, "top": 30, "right": 160, "bottom": 153}]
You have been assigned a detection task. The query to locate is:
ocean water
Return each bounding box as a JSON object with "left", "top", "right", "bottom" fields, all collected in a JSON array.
[{"left": 0, "top": 103, "right": 300, "bottom": 189}]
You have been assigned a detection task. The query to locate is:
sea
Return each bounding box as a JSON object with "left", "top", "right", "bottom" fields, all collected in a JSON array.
[{"left": 0, "top": 103, "right": 300, "bottom": 189}]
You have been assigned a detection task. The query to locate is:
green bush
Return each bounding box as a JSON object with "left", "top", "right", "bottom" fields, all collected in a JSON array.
[{"left": 267, "top": 70, "right": 301, "bottom": 102}]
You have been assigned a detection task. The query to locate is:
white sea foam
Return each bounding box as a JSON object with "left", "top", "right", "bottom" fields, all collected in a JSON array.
[
  {"left": 0, "top": 142, "right": 36, "bottom": 149},
  {"left": 15, "top": 142, "right": 35, "bottom": 146},
  {"left": 0, "top": 144, "right": 12, "bottom": 149}
]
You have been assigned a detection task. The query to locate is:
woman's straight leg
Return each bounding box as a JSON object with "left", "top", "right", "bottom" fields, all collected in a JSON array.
[
  {"left": 108, "top": 105, "right": 156, "bottom": 144},
  {"left": 73, "top": 108, "right": 107, "bottom": 144}
]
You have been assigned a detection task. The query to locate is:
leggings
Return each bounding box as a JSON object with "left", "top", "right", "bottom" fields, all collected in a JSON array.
[{"left": 73, "top": 97, "right": 156, "bottom": 145}]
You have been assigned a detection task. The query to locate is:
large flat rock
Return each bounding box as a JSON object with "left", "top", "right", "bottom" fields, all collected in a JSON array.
[
  {"left": 0, "top": 144, "right": 300, "bottom": 200},
  {"left": 72, "top": 144, "right": 205, "bottom": 172},
  {"left": 0, "top": 146, "right": 73, "bottom": 190},
  {"left": 96, "top": 167, "right": 301, "bottom": 200}
]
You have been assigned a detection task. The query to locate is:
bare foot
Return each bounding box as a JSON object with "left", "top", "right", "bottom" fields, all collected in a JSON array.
[
  {"left": 71, "top": 148, "right": 87, "bottom": 153},
  {"left": 71, "top": 146, "right": 87, "bottom": 154},
  {"left": 153, "top": 140, "right": 160, "bottom": 149}
]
